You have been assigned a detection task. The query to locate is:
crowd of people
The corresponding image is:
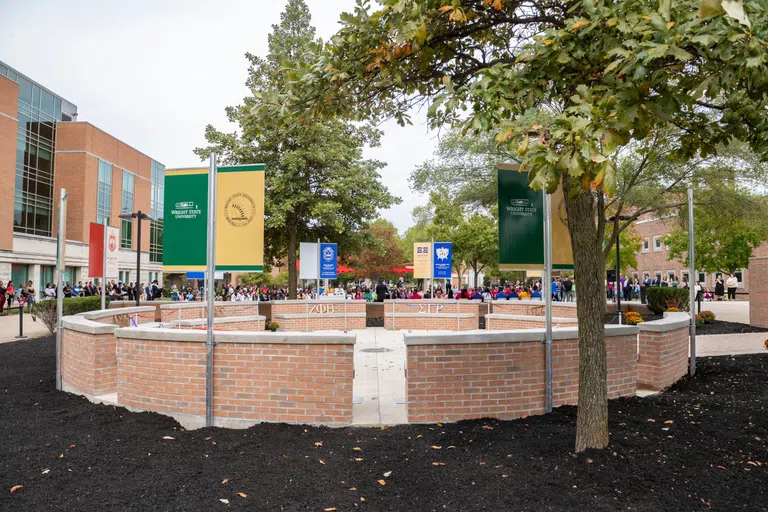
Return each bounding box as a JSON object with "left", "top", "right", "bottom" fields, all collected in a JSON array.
[{"left": 611, "top": 273, "right": 741, "bottom": 302}]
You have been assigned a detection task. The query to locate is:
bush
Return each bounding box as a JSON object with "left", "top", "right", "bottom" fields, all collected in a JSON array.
[
  {"left": 700, "top": 310, "right": 716, "bottom": 323},
  {"left": 646, "top": 287, "right": 690, "bottom": 314},
  {"left": 624, "top": 311, "right": 644, "bottom": 325},
  {"left": 695, "top": 313, "right": 705, "bottom": 326},
  {"left": 267, "top": 321, "right": 280, "bottom": 331},
  {"left": 666, "top": 307, "right": 680, "bottom": 312},
  {"left": 31, "top": 296, "right": 108, "bottom": 333}
]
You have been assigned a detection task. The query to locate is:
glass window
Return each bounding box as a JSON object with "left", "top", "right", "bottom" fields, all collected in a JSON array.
[
  {"left": 97, "top": 160, "right": 112, "bottom": 225},
  {"left": 121, "top": 218, "right": 133, "bottom": 249},
  {"left": 121, "top": 171, "right": 135, "bottom": 249},
  {"left": 32, "top": 84, "right": 41, "bottom": 109},
  {"left": 17, "top": 77, "right": 32, "bottom": 104},
  {"left": 0, "top": 63, "right": 6, "bottom": 76},
  {"left": 653, "top": 237, "right": 663, "bottom": 251},
  {"left": 642, "top": 238, "right": 650, "bottom": 253},
  {"left": 41, "top": 90, "right": 54, "bottom": 117},
  {"left": 735, "top": 271, "right": 744, "bottom": 287}
]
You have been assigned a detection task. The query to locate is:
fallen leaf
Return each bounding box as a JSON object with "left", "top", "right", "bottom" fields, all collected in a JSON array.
[
  {"left": 163, "top": 436, "right": 175, "bottom": 440},
  {"left": 205, "top": 436, "right": 212, "bottom": 441},
  {"left": 383, "top": 471, "right": 392, "bottom": 477},
  {"left": 353, "top": 447, "right": 362, "bottom": 451},
  {"left": 41, "top": 469, "right": 50, "bottom": 475},
  {"left": 58, "top": 454, "right": 64, "bottom": 458},
  {"left": 314, "top": 442, "right": 323, "bottom": 447},
  {"left": 349, "top": 487, "right": 357, "bottom": 491},
  {"left": 360, "top": 497, "right": 366, "bottom": 502},
  {"left": 378, "top": 479, "right": 386, "bottom": 486},
  {"left": 431, "top": 446, "right": 442, "bottom": 450},
  {"left": 432, "top": 462, "right": 446, "bottom": 466},
  {"left": 717, "top": 466, "right": 727, "bottom": 470},
  {"left": 482, "top": 425, "right": 494, "bottom": 430},
  {"left": 237, "top": 492, "right": 247, "bottom": 498},
  {"left": 437, "top": 423, "right": 443, "bottom": 427},
  {"left": 502, "top": 474, "right": 509, "bottom": 478},
  {"left": 324, "top": 508, "right": 337, "bottom": 511},
  {"left": 319, "top": 460, "right": 326, "bottom": 465},
  {"left": 10, "top": 485, "right": 23, "bottom": 493},
  {"left": 664, "top": 420, "right": 674, "bottom": 424},
  {"left": 416, "top": 435, "right": 423, "bottom": 439},
  {"left": 69, "top": 444, "right": 76, "bottom": 448},
  {"left": 221, "top": 478, "right": 229, "bottom": 484},
  {"left": 447, "top": 446, "right": 456, "bottom": 449},
  {"left": 647, "top": 419, "right": 656, "bottom": 422},
  {"left": 219, "top": 498, "right": 229, "bottom": 505},
  {"left": 747, "top": 461, "right": 758, "bottom": 466},
  {"left": 355, "top": 458, "right": 364, "bottom": 462}
]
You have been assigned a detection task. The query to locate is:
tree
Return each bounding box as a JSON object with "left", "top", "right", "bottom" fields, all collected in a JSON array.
[
  {"left": 194, "top": 0, "right": 398, "bottom": 299},
  {"left": 253, "top": 0, "right": 768, "bottom": 451},
  {"left": 605, "top": 227, "right": 643, "bottom": 274},
  {"left": 354, "top": 219, "right": 407, "bottom": 282},
  {"left": 666, "top": 186, "right": 768, "bottom": 274}
]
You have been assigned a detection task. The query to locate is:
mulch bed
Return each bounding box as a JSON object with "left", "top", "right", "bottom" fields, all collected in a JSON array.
[{"left": 1, "top": 336, "right": 766, "bottom": 511}]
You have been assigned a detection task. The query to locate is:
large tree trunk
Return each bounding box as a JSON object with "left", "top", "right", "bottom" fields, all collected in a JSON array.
[
  {"left": 564, "top": 183, "right": 608, "bottom": 452},
  {"left": 472, "top": 261, "right": 479, "bottom": 288},
  {"left": 287, "top": 221, "right": 298, "bottom": 300}
]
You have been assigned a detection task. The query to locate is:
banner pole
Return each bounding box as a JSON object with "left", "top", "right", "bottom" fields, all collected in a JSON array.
[
  {"left": 688, "top": 188, "right": 696, "bottom": 377},
  {"left": 543, "top": 190, "right": 553, "bottom": 413},
  {"left": 205, "top": 153, "right": 218, "bottom": 427},
  {"left": 317, "top": 238, "right": 321, "bottom": 298},
  {"left": 56, "top": 188, "right": 67, "bottom": 391},
  {"left": 101, "top": 218, "right": 108, "bottom": 310},
  {"left": 431, "top": 238, "right": 434, "bottom": 298}
]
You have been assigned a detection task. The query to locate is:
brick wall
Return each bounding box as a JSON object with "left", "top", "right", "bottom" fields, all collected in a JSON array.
[
  {"left": 271, "top": 301, "right": 366, "bottom": 316},
  {"left": 490, "top": 301, "right": 577, "bottom": 318},
  {"left": 385, "top": 315, "right": 477, "bottom": 331},
  {"left": 160, "top": 303, "right": 262, "bottom": 322},
  {"left": 384, "top": 300, "right": 481, "bottom": 315},
  {"left": 61, "top": 329, "right": 118, "bottom": 395},
  {"left": 274, "top": 316, "right": 366, "bottom": 332},
  {"left": 637, "top": 326, "right": 689, "bottom": 390},
  {"left": 0, "top": 75, "right": 19, "bottom": 251},
  {"left": 117, "top": 338, "right": 354, "bottom": 425},
  {"left": 170, "top": 318, "right": 266, "bottom": 332},
  {"left": 749, "top": 257, "right": 768, "bottom": 327},
  {"left": 405, "top": 330, "right": 638, "bottom": 423},
  {"left": 486, "top": 316, "right": 579, "bottom": 330}
]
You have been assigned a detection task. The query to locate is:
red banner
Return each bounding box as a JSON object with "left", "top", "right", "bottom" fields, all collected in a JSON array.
[{"left": 88, "top": 223, "right": 105, "bottom": 278}]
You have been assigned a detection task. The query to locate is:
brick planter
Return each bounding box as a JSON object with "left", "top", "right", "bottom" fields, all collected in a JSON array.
[
  {"left": 384, "top": 300, "right": 482, "bottom": 331},
  {"left": 271, "top": 300, "right": 366, "bottom": 331},
  {"left": 637, "top": 312, "right": 690, "bottom": 390}
]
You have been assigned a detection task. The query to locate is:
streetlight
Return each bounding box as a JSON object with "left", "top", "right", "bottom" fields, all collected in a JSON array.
[
  {"left": 118, "top": 210, "right": 152, "bottom": 306},
  {"left": 607, "top": 214, "right": 633, "bottom": 324}
]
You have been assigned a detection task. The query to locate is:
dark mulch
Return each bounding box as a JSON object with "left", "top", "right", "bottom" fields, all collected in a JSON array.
[
  {"left": 1, "top": 336, "right": 767, "bottom": 511},
  {"left": 365, "top": 317, "right": 384, "bottom": 328},
  {"left": 696, "top": 320, "right": 768, "bottom": 336}
]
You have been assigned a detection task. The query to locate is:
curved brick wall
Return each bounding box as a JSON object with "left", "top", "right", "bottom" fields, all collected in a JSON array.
[{"left": 383, "top": 300, "right": 481, "bottom": 331}]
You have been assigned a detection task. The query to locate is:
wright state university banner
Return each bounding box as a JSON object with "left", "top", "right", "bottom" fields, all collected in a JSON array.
[{"left": 163, "top": 164, "right": 265, "bottom": 273}]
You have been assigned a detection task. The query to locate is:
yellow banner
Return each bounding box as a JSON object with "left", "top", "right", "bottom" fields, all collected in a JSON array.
[
  {"left": 413, "top": 242, "right": 431, "bottom": 278},
  {"left": 215, "top": 165, "right": 265, "bottom": 271},
  {"left": 550, "top": 184, "right": 574, "bottom": 268}
]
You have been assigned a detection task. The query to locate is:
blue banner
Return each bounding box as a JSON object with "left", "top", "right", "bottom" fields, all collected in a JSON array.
[
  {"left": 432, "top": 242, "right": 452, "bottom": 279},
  {"left": 319, "top": 243, "right": 338, "bottom": 279},
  {"left": 186, "top": 272, "right": 204, "bottom": 279}
]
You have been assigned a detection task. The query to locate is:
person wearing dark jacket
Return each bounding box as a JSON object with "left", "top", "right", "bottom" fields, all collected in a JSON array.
[{"left": 375, "top": 281, "right": 389, "bottom": 302}]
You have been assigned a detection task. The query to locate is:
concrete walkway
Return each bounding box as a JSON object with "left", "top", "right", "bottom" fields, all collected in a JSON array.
[
  {"left": 351, "top": 327, "right": 407, "bottom": 425},
  {"left": 697, "top": 332, "right": 768, "bottom": 357},
  {"left": 0, "top": 311, "right": 50, "bottom": 344}
]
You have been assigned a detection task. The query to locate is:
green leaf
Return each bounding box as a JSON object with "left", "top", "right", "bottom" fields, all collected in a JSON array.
[
  {"left": 746, "top": 56, "right": 763, "bottom": 67},
  {"left": 692, "top": 34, "right": 718, "bottom": 46},
  {"left": 698, "top": 0, "right": 722, "bottom": 18},
  {"left": 721, "top": 0, "right": 751, "bottom": 28},
  {"left": 659, "top": 0, "right": 671, "bottom": 20},
  {"left": 668, "top": 46, "right": 694, "bottom": 61}
]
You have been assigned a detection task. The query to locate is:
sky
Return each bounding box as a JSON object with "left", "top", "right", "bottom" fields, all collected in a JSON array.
[{"left": 0, "top": 0, "right": 438, "bottom": 233}]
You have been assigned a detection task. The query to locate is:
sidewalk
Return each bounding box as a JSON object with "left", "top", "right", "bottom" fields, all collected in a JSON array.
[
  {"left": 697, "top": 332, "right": 767, "bottom": 357},
  {"left": 0, "top": 311, "right": 51, "bottom": 344}
]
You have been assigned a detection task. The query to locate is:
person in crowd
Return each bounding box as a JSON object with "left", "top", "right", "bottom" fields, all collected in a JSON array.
[
  {"left": 495, "top": 287, "right": 506, "bottom": 300},
  {"left": 661, "top": 276, "right": 669, "bottom": 287},
  {"left": 508, "top": 287, "right": 520, "bottom": 299},
  {"left": 44, "top": 283, "right": 56, "bottom": 300},
  {"left": 170, "top": 285, "right": 179, "bottom": 301},
  {"left": 446, "top": 282, "right": 454, "bottom": 299},
  {"left": 0, "top": 280, "right": 6, "bottom": 315},
  {"left": 704, "top": 287, "right": 714, "bottom": 301},
  {"left": 72, "top": 281, "right": 82, "bottom": 297},
  {"left": 470, "top": 288, "right": 484, "bottom": 301},
  {"left": 6, "top": 280, "right": 15, "bottom": 309},
  {"left": 550, "top": 279, "right": 559, "bottom": 302},
  {"left": 715, "top": 276, "right": 725, "bottom": 301},
  {"left": 25, "top": 280, "right": 36, "bottom": 311},
  {"left": 530, "top": 287, "right": 542, "bottom": 300},
  {"left": 409, "top": 287, "right": 422, "bottom": 299},
  {"left": 375, "top": 281, "right": 388, "bottom": 302},
  {"left": 726, "top": 273, "right": 738, "bottom": 300},
  {"left": 562, "top": 277, "right": 573, "bottom": 302},
  {"left": 678, "top": 276, "right": 688, "bottom": 288}
]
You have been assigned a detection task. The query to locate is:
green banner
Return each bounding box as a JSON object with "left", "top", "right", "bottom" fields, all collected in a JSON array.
[
  {"left": 163, "top": 169, "right": 209, "bottom": 271},
  {"left": 498, "top": 166, "right": 544, "bottom": 269}
]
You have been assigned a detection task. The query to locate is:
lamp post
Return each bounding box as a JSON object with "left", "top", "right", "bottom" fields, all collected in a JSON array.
[
  {"left": 118, "top": 210, "right": 151, "bottom": 306},
  {"left": 607, "top": 214, "right": 633, "bottom": 324}
]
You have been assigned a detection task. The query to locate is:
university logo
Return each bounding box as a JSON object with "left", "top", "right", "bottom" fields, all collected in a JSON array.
[
  {"left": 108, "top": 233, "right": 117, "bottom": 252},
  {"left": 436, "top": 246, "right": 450, "bottom": 261},
  {"left": 509, "top": 199, "right": 531, "bottom": 207},
  {"left": 323, "top": 246, "right": 335, "bottom": 262},
  {"left": 175, "top": 201, "right": 194, "bottom": 209},
  {"left": 224, "top": 193, "right": 256, "bottom": 228}
]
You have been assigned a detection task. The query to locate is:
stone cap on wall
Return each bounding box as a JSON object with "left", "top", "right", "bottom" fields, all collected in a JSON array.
[
  {"left": 384, "top": 299, "right": 482, "bottom": 304},
  {"left": 160, "top": 302, "right": 262, "bottom": 310},
  {"left": 485, "top": 313, "right": 578, "bottom": 323},
  {"left": 62, "top": 315, "right": 117, "bottom": 335},
  {"left": 273, "top": 313, "right": 366, "bottom": 319},
  {"left": 637, "top": 312, "right": 690, "bottom": 332},
  {"left": 389, "top": 312, "right": 476, "bottom": 318},
  {"left": 404, "top": 324, "right": 638, "bottom": 345},
  {"left": 114, "top": 327, "right": 357, "bottom": 345},
  {"left": 81, "top": 306, "right": 156, "bottom": 320},
  {"left": 272, "top": 299, "right": 353, "bottom": 304},
  {"left": 169, "top": 315, "right": 266, "bottom": 327},
  {"left": 490, "top": 299, "right": 548, "bottom": 305}
]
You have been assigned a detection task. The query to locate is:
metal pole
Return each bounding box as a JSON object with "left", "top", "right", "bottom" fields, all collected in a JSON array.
[
  {"left": 316, "top": 238, "right": 321, "bottom": 298},
  {"left": 431, "top": 238, "right": 435, "bottom": 298},
  {"left": 688, "top": 188, "right": 696, "bottom": 377},
  {"left": 55, "top": 188, "right": 67, "bottom": 391},
  {"left": 133, "top": 213, "right": 140, "bottom": 306},
  {"left": 615, "top": 215, "right": 621, "bottom": 324},
  {"left": 205, "top": 153, "right": 218, "bottom": 427},
  {"left": 101, "top": 218, "right": 108, "bottom": 310},
  {"left": 543, "top": 191, "right": 553, "bottom": 413},
  {"left": 16, "top": 298, "right": 26, "bottom": 339}
]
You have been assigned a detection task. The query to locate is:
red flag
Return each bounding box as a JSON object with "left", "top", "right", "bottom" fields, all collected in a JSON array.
[{"left": 88, "top": 223, "right": 105, "bottom": 278}]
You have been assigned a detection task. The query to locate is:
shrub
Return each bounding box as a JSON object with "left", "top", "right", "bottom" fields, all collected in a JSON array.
[
  {"left": 700, "top": 310, "right": 716, "bottom": 323},
  {"left": 666, "top": 307, "right": 680, "bottom": 312},
  {"left": 695, "top": 313, "right": 705, "bottom": 326},
  {"left": 267, "top": 321, "right": 280, "bottom": 331},
  {"left": 646, "top": 287, "right": 690, "bottom": 314},
  {"left": 31, "top": 296, "right": 108, "bottom": 333},
  {"left": 624, "top": 311, "right": 644, "bottom": 325}
]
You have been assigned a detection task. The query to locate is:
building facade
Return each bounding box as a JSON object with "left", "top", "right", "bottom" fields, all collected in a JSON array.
[
  {"left": 0, "top": 61, "right": 164, "bottom": 298},
  {"left": 629, "top": 214, "right": 766, "bottom": 296}
]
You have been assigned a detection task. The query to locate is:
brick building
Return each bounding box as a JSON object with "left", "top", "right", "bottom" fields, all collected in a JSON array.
[
  {"left": 628, "top": 214, "right": 768, "bottom": 297},
  {"left": 0, "top": 61, "right": 164, "bottom": 297}
]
